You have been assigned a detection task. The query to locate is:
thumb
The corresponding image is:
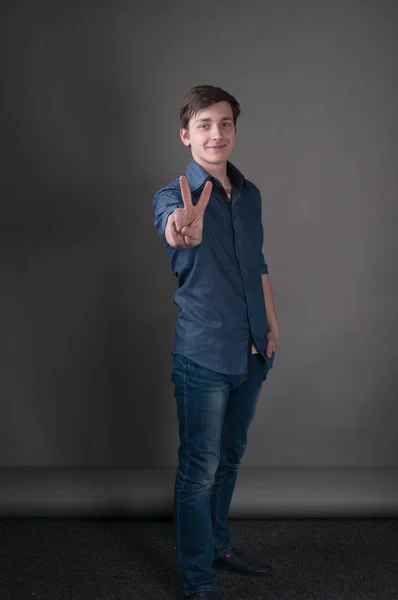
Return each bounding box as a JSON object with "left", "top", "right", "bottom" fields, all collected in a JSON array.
[{"left": 174, "top": 207, "right": 187, "bottom": 232}]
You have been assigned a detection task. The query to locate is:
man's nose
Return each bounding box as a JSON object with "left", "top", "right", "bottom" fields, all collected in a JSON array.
[{"left": 210, "top": 125, "right": 223, "bottom": 139}]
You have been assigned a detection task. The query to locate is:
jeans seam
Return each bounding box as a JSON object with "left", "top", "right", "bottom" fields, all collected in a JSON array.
[
  {"left": 176, "top": 358, "right": 189, "bottom": 561},
  {"left": 214, "top": 398, "right": 230, "bottom": 557},
  {"left": 239, "top": 372, "right": 248, "bottom": 386}
]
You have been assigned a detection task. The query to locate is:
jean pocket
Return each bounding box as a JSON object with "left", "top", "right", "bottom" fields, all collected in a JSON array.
[{"left": 171, "top": 353, "right": 187, "bottom": 383}]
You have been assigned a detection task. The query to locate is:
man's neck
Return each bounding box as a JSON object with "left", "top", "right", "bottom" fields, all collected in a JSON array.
[{"left": 193, "top": 156, "right": 229, "bottom": 188}]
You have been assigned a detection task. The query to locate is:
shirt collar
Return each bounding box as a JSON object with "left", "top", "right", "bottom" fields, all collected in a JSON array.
[{"left": 185, "top": 158, "right": 246, "bottom": 192}]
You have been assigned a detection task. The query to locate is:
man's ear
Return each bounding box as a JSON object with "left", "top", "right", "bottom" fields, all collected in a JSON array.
[{"left": 180, "top": 127, "right": 191, "bottom": 147}]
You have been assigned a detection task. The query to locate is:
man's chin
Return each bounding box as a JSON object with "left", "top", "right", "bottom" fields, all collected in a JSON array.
[
  {"left": 192, "top": 150, "right": 232, "bottom": 167},
  {"left": 204, "top": 153, "right": 230, "bottom": 164}
]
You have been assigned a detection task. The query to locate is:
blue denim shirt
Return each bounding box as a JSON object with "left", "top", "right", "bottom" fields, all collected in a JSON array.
[{"left": 153, "top": 158, "right": 273, "bottom": 375}]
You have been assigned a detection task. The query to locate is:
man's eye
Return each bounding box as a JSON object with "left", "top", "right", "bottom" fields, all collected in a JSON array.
[
  {"left": 223, "top": 122, "right": 231, "bottom": 127},
  {"left": 200, "top": 124, "right": 209, "bottom": 129}
]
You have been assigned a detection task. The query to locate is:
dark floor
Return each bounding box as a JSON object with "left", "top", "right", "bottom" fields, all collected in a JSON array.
[{"left": 0, "top": 518, "right": 397, "bottom": 599}]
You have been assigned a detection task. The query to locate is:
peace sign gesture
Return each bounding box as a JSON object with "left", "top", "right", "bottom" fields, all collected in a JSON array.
[{"left": 166, "top": 176, "right": 213, "bottom": 248}]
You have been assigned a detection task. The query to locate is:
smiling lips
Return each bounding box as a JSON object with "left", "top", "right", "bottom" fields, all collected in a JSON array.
[{"left": 207, "top": 145, "right": 227, "bottom": 150}]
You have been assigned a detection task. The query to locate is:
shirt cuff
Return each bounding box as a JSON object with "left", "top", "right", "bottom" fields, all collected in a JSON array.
[
  {"left": 260, "top": 253, "right": 269, "bottom": 274},
  {"left": 158, "top": 208, "right": 177, "bottom": 239}
]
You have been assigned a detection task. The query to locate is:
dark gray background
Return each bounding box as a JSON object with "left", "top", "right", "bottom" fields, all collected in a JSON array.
[{"left": 1, "top": 0, "right": 398, "bottom": 515}]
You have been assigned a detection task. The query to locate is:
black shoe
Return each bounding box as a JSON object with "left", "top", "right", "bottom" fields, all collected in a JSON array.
[
  {"left": 213, "top": 546, "right": 272, "bottom": 575},
  {"left": 189, "top": 593, "right": 217, "bottom": 599}
]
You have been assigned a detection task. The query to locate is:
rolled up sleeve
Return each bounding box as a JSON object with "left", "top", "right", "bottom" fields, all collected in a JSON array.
[
  {"left": 260, "top": 250, "right": 269, "bottom": 275},
  {"left": 257, "top": 193, "right": 269, "bottom": 275}
]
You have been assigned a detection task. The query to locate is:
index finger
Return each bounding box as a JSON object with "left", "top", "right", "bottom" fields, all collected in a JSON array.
[
  {"left": 179, "top": 176, "right": 193, "bottom": 208},
  {"left": 196, "top": 180, "right": 213, "bottom": 214}
]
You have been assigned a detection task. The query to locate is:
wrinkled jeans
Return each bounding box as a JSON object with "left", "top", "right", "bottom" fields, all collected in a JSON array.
[{"left": 171, "top": 352, "right": 274, "bottom": 596}]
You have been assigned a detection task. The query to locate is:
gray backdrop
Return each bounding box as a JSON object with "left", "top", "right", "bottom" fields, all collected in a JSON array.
[{"left": 1, "top": 0, "right": 398, "bottom": 516}]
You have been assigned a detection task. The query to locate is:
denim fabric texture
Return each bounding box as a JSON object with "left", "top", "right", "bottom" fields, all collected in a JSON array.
[{"left": 172, "top": 352, "right": 273, "bottom": 596}]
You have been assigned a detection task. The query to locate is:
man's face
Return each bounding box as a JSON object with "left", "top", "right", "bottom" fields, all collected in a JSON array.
[{"left": 180, "top": 101, "right": 236, "bottom": 167}]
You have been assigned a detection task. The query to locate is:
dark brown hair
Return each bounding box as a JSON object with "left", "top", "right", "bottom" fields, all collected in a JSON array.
[{"left": 180, "top": 85, "right": 241, "bottom": 129}]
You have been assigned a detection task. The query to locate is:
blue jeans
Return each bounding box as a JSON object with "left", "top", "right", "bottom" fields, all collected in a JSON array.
[{"left": 171, "top": 352, "right": 274, "bottom": 596}]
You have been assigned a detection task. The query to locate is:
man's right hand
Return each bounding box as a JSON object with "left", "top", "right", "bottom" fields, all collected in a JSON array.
[{"left": 165, "top": 176, "right": 213, "bottom": 248}]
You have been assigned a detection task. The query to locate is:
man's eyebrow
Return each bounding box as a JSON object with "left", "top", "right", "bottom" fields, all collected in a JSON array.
[{"left": 195, "top": 116, "right": 233, "bottom": 122}]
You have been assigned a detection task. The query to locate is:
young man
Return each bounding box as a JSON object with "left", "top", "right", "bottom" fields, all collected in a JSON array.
[{"left": 153, "top": 85, "right": 279, "bottom": 599}]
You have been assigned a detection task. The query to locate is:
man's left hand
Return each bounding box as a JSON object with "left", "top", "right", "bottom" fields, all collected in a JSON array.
[{"left": 266, "top": 330, "right": 279, "bottom": 358}]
